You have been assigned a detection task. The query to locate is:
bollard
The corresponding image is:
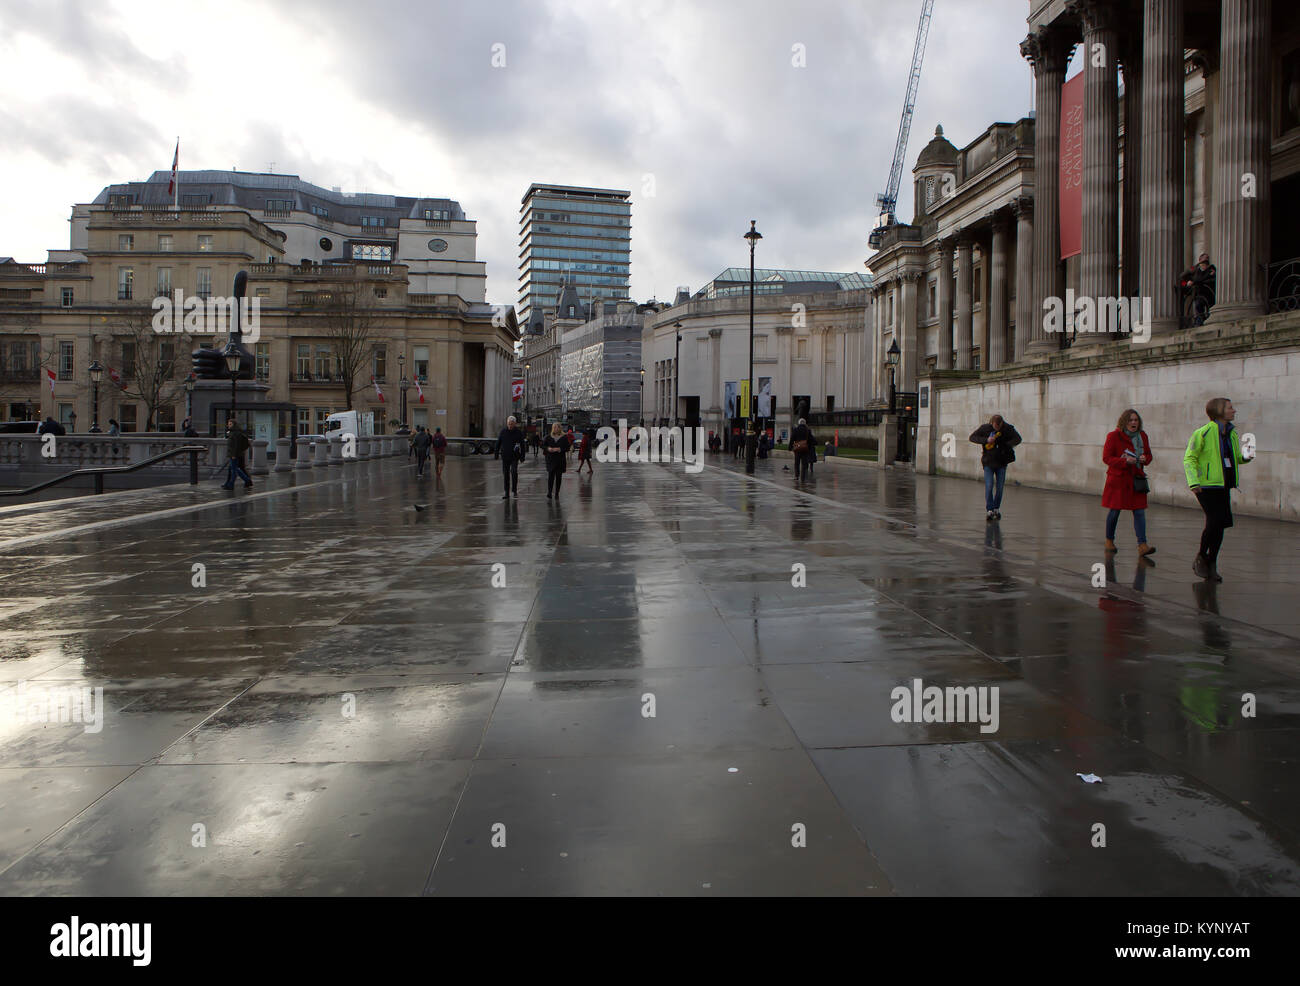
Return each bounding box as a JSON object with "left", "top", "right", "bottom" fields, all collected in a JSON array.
[
  {"left": 314, "top": 439, "right": 329, "bottom": 468},
  {"left": 328, "top": 434, "right": 342, "bottom": 465},
  {"left": 297, "top": 440, "right": 314, "bottom": 469},
  {"left": 274, "top": 438, "right": 292, "bottom": 472},
  {"left": 250, "top": 439, "right": 270, "bottom": 475}
]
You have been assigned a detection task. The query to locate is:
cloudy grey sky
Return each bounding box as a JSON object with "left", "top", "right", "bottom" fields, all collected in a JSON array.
[{"left": 0, "top": 0, "right": 1036, "bottom": 305}]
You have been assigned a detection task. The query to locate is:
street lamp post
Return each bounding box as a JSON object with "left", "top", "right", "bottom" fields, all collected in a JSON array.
[
  {"left": 886, "top": 338, "right": 900, "bottom": 414},
  {"left": 397, "top": 353, "right": 407, "bottom": 429},
  {"left": 88, "top": 359, "right": 104, "bottom": 433},
  {"left": 184, "top": 372, "right": 195, "bottom": 423},
  {"left": 673, "top": 320, "right": 682, "bottom": 428},
  {"left": 523, "top": 362, "right": 531, "bottom": 423},
  {"left": 639, "top": 367, "right": 645, "bottom": 426},
  {"left": 223, "top": 345, "right": 241, "bottom": 423},
  {"left": 743, "top": 220, "right": 762, "bottom": 474}
]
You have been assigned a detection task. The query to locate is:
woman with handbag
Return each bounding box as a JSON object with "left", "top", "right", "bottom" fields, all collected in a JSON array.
[
  {"left": 1102, "top": 408, "right": 1155, "bottom": 557},
  {"left": 790, "top": 418, "right": 815, "bottom": 482}
]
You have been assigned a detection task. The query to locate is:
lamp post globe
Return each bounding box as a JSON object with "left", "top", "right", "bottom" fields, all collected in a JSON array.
[
  {"left": 223, "top": 345, "right": 241, "bottom": 420},
  {"left": 886, "top": 338, "right": 900, "bottom": 414}
]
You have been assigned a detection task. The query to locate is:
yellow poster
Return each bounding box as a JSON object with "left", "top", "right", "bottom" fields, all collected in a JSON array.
[{"left": 740, "top": 379, "right": 750, "bottom": 417}]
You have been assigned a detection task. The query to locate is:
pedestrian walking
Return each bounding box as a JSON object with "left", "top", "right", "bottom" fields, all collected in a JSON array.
[
  {"left": 107, "top": 418, "right": 120, "bottom": 436},
  {"left": 431, "top": 426, "right": 448, "bottom": 478},
  {"left": 543, "top": 422, "right": 569, "bottom": 499},
  {"left": 182, "top": 416, "right": 198, "bottom": 437},
  {"left": 969, "top": 413, "right": 1022, "bottom": 520},
  {"left": 497, "top": 415, "right": 526, "bottom": 499},
  {"left": 412, "top": 425, "right": 432, "bottom": 478},
  {"left": 577, "top": 427, "right": 594, "bottom": 474},
  {"left": 1102, "top": 408, "right": 1155, "bottom": 557},
  {"left": 220, "top": 417, "right": 253, "bottom": 490},
  {"left": 37, "top": 416, "right": 66, "bottom": 436},
  {"left": 1185, "top": 397, "right": 1253, "bottom": 582}
]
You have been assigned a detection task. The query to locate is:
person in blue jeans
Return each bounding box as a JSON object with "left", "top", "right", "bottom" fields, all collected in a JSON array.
[
  {"left": 969, "top": 414, "right": 1021, "bottom": 520},
  {"left": 221, "top": 418, "right": 253, "bottom": 490}
]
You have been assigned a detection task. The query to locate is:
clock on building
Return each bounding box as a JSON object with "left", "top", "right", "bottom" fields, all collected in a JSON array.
[{"left": 428, "top": 238, "right": 448, "bottom": 252}]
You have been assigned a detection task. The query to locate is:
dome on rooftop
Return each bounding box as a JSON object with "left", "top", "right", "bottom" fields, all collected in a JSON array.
[{"left": 915, "top": 124, "right": 958, "bottom": 169}]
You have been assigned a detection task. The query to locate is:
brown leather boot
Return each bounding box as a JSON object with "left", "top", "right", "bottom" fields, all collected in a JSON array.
[
  {"left": 1137, "top": 542, "right": 1156, "bottom": 557},
  {"left": 1104, "top": 539, "right": 1117, "bottom": 553}
]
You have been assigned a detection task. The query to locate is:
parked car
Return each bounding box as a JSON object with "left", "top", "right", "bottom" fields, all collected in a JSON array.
[{"left": 0, "top": 421, "right": 40, "bottom": 434}]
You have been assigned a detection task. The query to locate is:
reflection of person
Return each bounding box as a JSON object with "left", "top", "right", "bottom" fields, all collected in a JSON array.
[
  {"left": 1185, "top": 397, "right": 1252, "bottom": 582},
  {"left": 1102, "top": 408, "right": 1155, "bottom": 557}
]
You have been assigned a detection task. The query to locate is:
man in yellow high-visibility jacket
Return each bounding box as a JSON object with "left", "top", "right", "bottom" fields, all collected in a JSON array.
[{"left": 1184, "top": 397, "right": 1253, "bottom": 582}]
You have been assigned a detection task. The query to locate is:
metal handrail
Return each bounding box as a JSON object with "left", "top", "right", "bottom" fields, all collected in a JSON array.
[{"left": 1, "top": 444, "right": 210, "bottom": 498}]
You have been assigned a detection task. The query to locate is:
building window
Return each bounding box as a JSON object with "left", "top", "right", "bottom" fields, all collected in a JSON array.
[
  {"left": 296, "top": 344, "right": 311, "bottom": 379},
  {"left": 888, "top": 293, "right": 895, "bottom": 326},
  {"left": 255, "top": 343, "right": 269, "bottom": 382},
  {"left": 413, "top": 346, "right": 429, "bottom": 383},
  {"left": 973, "top": 352, "right": 981, "bottom": 371},
  {"left": 928, "top": 281, "right": 936, "bottom": 318},
  {"left": 160, "top": 340, "right": 176, "bottom": 379},
  {"left": 180, "top": 193, "right": 210, "bottom": 207},
  {"left": 297, "top": 408, "right": 312, "bottom": 434},
  {"left": 567, "top": 305, "right": 575, "bottom": 317},
  {"left": 422, "top": 209, "right": 450, "bottom": 221},
  {"left": 352, "top": 243, "right": 392, "bottom": 261},
  {"left": 372, "top": 345, "right": 386, "bottom": 381},
  {"left": 61, "top": 287, "right": 74, "bottom": 307},
  {"left": 196, "top": 268, "right": 211, "bottom": 299},
  {"left": 157, "top": 404, "right": 176, "bottom": 431},
  {"left": 360, "top": 216, "right": 386, "bottom": 228},
  {"left": 158, "top": 234, "right": 173, "bottom": 252},
  {"left": 120, "top": 341, "right": 136, "bottom": 380},
  {"left": 264, "top": 199, "right": 293, "bottom": 214},
  {"left": 755, "top": 335, "right": 767, "bottom": 358},
  {"left": 156, "top": 267, "right": 172, "bottom": 296},
  {"left": 255, "top": 287, "right": 270, "bottom": 297},
  {"left": 796, "top": 338, "right": 808, "bottom": 359},
  {"left": 117, "top": 267, "right": 134, "bottom": 300},
  {"left": 314, "top": 408, "right": 331, "bottom": 432},
  {"left": 314, "top": 345, "right": 335, "bottom": 380},
  {"left": 108, "top": 194, "right": 135, "bottom": 209},
  {"left": 58, "top": 403, "right": 75, "bottom": 428},
  {"left": 374, "top": 288, "right": 387, "bottom": 298},
  {"left": 197, "top": 234, "right": 213, "bottom": 252},
  {"left": 118, "top": 234, "right": 134, "bottom": 251},
  {"left": 310, "top": 204, "right": 330, "bottom": 219},
  {"left": 118, "top": 404, "right": 137, "bottom": 432}
]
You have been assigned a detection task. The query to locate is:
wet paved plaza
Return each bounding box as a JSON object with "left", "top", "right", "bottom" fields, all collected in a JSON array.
[{"left": 1, "top": 450, "right": 1298, "bottom": 896}]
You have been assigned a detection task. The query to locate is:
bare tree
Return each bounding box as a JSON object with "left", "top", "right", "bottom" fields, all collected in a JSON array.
[
  {"left": 106, "top": 307, "right": 191, "bottom": 431},
  {"left": 317, "top": 278, "right": 380, "bottom": 411},
  {"left": 0, "top": 328, "right": 54, "bottom": 417}
]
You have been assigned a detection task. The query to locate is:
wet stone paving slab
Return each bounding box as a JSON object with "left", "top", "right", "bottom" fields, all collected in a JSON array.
[{"left": 0, "top": 452, "right": 1298, "bottom": 896}]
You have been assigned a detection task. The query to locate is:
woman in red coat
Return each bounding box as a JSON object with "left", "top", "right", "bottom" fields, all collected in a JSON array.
[{"left": 1103, "top": 408, "right": 1155, "bottom": 556}]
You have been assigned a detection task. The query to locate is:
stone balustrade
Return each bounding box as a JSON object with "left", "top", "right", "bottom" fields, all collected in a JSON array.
[{"left": 0, "top": 435, "right": 223, "bottom": 471}]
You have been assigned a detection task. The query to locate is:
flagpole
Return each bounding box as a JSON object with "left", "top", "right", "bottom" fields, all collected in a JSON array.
[{"left": 173, "top": 137, "right": 179, "bottom": 211}]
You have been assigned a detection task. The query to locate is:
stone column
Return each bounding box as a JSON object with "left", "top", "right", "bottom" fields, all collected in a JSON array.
[
  {"left": 1012, "top": 196, "right": 1034, "bottom": 362},
  {"left": 901, "top": 273, "right": 921, "bottom": 392},
  {"left": 1074, "top": 0, "right": 1120, "bottom": 333},
  {"left": 1139, "top": 0, "right": 1184, "bottom": 336},
  {"left": 274, "top": 437, "right": 292, "bottom": 471},
  {"left": 989, "top": 214, "right": 1011, "bottom": 370},
  {"left": 1210, "top": 0, "right": 1271, "bottom": 322},
  {"left": 1021, "top": 28, "right": 1071, "bottom": 353},
  {"left": 955, "top": 234, "right": 974, "bottom": 369},
  {"left": 776, "top": 325, "right": 793, "bottom": 424},
  {"left": 1121, "top": 47, "right": 1142, "bottom": 300},
  {"left": 709, "top": 328, "right": 722, "bottom": 413},
  {"left": 936, "top": 239, "right": 955, "bottom": 368}
]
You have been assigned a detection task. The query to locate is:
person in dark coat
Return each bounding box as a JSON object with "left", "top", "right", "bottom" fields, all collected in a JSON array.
[
  {"left": 182, "top": 417, "right": 199, "bottom": 437},
  {"left": 37, "top": 416, "right": 66, "bottom": 436},
  {"left": 1102, "top": 408, "right": 1155, "bottom": 557},
  {"left": 412, "top": 425, "right": 433, "bottom": 478},
  {"left": 221, "top": 418, "right": 253, "bottom": 490},
  {"left": 543, "top": 422, "right": 569, "bottom": 499},
  {"left": 969, "top": 414, "right": 1021, "bottom": 519},
  {"left": 497, "top": 415, "right": 526, "bottom": 498},
  {"left": 790, "top": 418, "right": 816, "bottom": 482}
]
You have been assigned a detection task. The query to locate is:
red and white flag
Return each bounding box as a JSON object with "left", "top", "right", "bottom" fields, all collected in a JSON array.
[
  {"left": 107, "top": 366, "right": 124, "bottom": 388},
  {"left": 372, "top": 376, "right": 385, "bottom": 402},
  {"left": 46, "top": 368, "right": 56, "bottom": 396},
  {"left": 511, "top": 378, "right": 524, "bottom": 400},
  {"left": 414, "top": 377, "right": 425, "bottom": 403},
  {"left": 167, "top": 140, "right": 179, "bottom": 197}
]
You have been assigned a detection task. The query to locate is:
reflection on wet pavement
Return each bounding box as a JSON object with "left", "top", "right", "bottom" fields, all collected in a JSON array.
[{"left": 1, "top": 451, "right": 1297, "bottom": 895}]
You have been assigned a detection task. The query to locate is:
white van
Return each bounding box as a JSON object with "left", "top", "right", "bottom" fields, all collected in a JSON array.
[{"left": 325, "top": 410, "right": 375, "bottom": 439}]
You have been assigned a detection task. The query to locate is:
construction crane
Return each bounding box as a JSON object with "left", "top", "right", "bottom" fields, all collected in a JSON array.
[{"left": 869, "top": 0, "right": 935, "bottom": 249}]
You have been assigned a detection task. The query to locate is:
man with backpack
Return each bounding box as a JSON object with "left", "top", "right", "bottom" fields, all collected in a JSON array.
[
  {"left": 412, "top": 425, "right": 433, "bottom": 478},
  {"left": 431, "top": 426, "right": 448, "bottom": 479},
  {"left": 221, "top": 417, "right": 253, "bottom": 490}
]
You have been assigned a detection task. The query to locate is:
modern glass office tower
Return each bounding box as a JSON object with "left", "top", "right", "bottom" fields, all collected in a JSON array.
[{"left": 518, "top": 183, "right": 631, "bottom": 331}]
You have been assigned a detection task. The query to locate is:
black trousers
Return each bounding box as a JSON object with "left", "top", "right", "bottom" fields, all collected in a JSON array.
[
  {"left": 546, "top": 467, "right": 563, "bottom": 496},
  {"left": 1195, "top": 487, "right": 1233, "bottom": 563},
  {"left": 502, "top": 459, "right": 518, "bottom": 494}
]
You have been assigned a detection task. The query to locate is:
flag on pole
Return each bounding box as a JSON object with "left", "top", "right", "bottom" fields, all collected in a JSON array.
[
  {"left": 511, "top": 378, "right": 524, "bottom": 400},
  {"left": 166, "top": 141, "right": 179, "bottom": 206},
  {"left": 372, "top": 376, "right": 385, "bottom": 402},
  {"left": 414, "top": 378, "right": 425, "bottom": 403},
  {"left": 107, "top": 366, "right": 124, "bottom": 388},
  {"left": 46, "top": 368, "right": 56, "bottom": 397}
]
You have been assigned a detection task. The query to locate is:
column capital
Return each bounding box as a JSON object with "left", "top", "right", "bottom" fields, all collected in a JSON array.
[
  {"left": 708, "top": 328, "right": 723, "bottom": 338},
  {"left": 1020, "top": 27, "right": 1072, "bottom": 75},
  {"left": 775, "top": 324, "right": 793, "bottom": 335},
  {"left": 990, "top": 209, "right": 1015, "bottom": 233},
  {"left": 903, "top": 269, "right": 926, "bottom": 283},
  {"left": 1188, "top": 48, "right": 1218, "bottom": 77},
  {"left": 937, "top": 235, "right": 956, "bottom": 255},
  {"left": 1068, "top": 0, "right": 1116, "bottom": 35},
  {"left": 955, "top": 230, "right": 975, "bottom": 251}
]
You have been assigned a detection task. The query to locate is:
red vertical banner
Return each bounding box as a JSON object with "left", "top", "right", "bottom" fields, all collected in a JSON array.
[{"left": 1059, "top": 72, "right": 1084, "bottom": 260}]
